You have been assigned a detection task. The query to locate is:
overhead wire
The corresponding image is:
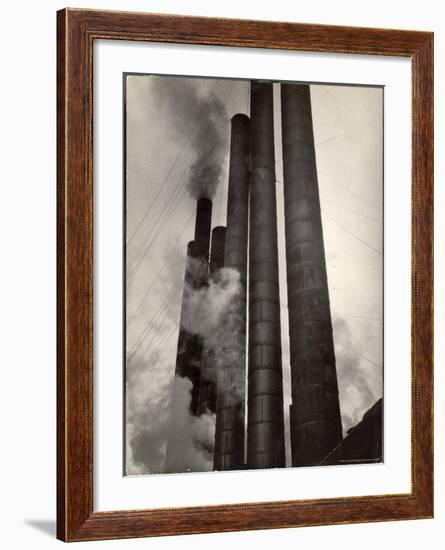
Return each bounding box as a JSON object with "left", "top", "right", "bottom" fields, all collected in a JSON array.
[
  {"left": 127, "top": 292, "right": 172, "bottom": 361},
  {"left": 320, "top": 196, "right": 382, "bottom": 223},
  {"left": 342, "top": 314, "right": 382, "bottom": 323},
  {"left": 127, "top": 209, "right": 195, "bottom": 323},
  {"left": 127, "top": 81, "right": 235, "bottom": 286},
  {"left": 127, "top": 291, "right": 174, "bottom": 361},
  {"left": 358, "top": 352, "right": 382, "bottom": 369},
  {"left": 321, "top": 208, "right": 382, "bottom": 256},
  {"left": 126, "top": 79, "right": 220, "bottom": 247},
  {"left": 318, "top": 170, "right": 382, "bottom": 210},
  {"left": 152, "top": 323, "right": 179, "bottom": 359},
  {"left": 127, "top": 82, "right": 231, "bottom": 279},
  {"left": 140, "top": 299, "right": 177, "bottom": 359}
]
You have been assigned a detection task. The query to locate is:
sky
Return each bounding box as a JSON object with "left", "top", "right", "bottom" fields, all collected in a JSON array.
[{"left": 124, "top": 75, "right": 383, "bottom": 475}]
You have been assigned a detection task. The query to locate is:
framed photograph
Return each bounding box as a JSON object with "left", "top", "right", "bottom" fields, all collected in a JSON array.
[{"left": 57, "top": 8, "right": 433, "bottom": 542}]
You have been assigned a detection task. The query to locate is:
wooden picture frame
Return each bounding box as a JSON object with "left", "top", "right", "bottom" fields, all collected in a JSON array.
[{"left": 57, "top": 8, "right": 433, "bottom": 542}]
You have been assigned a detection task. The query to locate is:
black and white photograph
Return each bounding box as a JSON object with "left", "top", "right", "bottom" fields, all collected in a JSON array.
[{"left": 124, "top": 75, "right": 383, "bottom": 476}]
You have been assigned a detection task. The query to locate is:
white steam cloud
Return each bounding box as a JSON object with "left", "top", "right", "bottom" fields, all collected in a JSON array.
[
  {"left": 182, "top": 265, "right": 245, "bottom": 404},
  {"left": 127, "top": 263, "right": 243, "bottom": 474},
  {"left": 126, "top": 349, "right": 216, "bottom": 475}
]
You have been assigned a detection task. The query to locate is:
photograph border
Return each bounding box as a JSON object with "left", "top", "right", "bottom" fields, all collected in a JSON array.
[{"left": 57, "top": 8, "right": 433, "bottom": 542}]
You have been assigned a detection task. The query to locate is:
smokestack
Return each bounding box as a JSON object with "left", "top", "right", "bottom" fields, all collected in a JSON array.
[
  {"left": 165, "top": 199, "right": 213, "bottom": 472},
  {"left": 209, "top": 226, "right": 226, "bottom": 275},
  {"left": 193, "top": 197, "right": 212, "bottom": 262},
  {"left": 281, "top": 83, "right": 342, "bottom": 466},
  {"left": 174, "top": 239, "right": 202, "bottom": 413},
  {"left": 197, "top": 226, "right": 227, "bottom": 416},
  {"left": 214, "top": 114, "right": 249, "bottom": 471},
  {"left": 247, "top": 81, "right": 286, "bottom": 469},
  {"left": 181, "top": 199, "right": 212, "bottom": 414}
]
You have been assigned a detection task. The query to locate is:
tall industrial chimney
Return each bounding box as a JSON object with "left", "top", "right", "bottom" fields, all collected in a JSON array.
[
  {"left": 247, "top": 81, "right": 286, "bottom": 469},
  {"left": 281, "top": 83, "right": 343, "bottom": 466},
  {"left": 172, "top": 240, "right": 203, "bottom": 415},
  {"left": 197, "top": 226, "right": 226, "bottom": 416},
  {"left": 165, "top": 199, "right": 212, "bottom": 473},
  {"left": 209, "top": 226, "right": 226, "bottom": 276},
  {"left": 214, "top": 114, "right": 249, "bottom": 471},
  {"left": 193, "top": 198, "right": 212, "bottom": 263},
  {"left": 177, "top": 198, "right": 212, "bottom": 415}
]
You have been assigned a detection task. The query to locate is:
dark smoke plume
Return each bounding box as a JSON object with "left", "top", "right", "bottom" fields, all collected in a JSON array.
[{"left": 153, "top": 76, "right": 229, "bottom": 199}]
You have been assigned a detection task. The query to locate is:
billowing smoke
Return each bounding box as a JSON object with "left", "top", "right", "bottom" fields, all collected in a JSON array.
[
  {"left": 126, "top": 256, "right": 243, "bottom": 474},
  {"left": 181, "top": 266, "right": 240, "bottom": 339},
  {"left": 153, "top": 77, "right": 229, "bottom": 199},
  {"left": 332, "top": 317, "right": 382, "bottom": 435},
  {"left": 126, "top": 243, "right": 217, "bottom": 474},
  {"left": 126, "top": 348, "right": 215, "bottom": 475},
  {"left": 126, "top": 348, "right": 172, "bottom": 475},
  {"left": 181, "top": 265, "right": 244, "bottom": 403}
]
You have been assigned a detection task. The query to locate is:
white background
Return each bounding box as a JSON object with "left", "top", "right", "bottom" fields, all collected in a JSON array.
[{"left": 0, "top": 0, "right": 442, "bottom": 548}]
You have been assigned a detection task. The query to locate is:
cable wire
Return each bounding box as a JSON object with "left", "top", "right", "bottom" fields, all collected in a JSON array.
[
  {"left": 321, "top": 208, "right": 382, "bottom": 256},
  {"left": 127, "top": 82, "right": 235, "bottom": 286},
  {"left": 126, "top": 80, "right": 220, "bottom": 246}
]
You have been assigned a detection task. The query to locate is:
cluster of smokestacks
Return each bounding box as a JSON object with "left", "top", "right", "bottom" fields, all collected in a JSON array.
[{"left": 165, "top": 81, "right": 343, "bottom": 472}]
